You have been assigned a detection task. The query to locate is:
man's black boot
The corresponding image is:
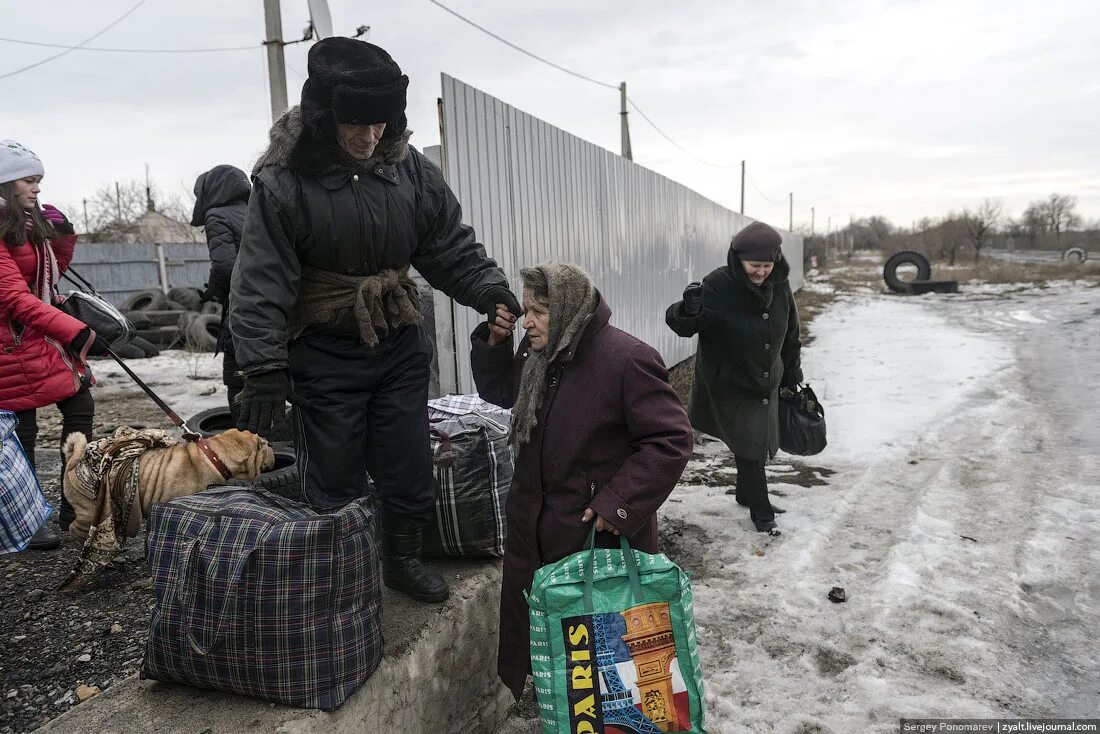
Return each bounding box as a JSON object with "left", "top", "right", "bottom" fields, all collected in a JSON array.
[{"left": 381, "top": 517, "right": 449, "bottom": 603}]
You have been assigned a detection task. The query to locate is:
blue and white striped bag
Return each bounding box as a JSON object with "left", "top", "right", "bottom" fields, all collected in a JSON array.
[{"left": 0, "top": 410, "right": 51, "bottom": 553}]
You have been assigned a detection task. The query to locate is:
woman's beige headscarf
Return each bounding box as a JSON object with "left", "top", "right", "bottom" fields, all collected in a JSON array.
[{"left": 510, "top": 263, "right": 598, "bottom": 446}]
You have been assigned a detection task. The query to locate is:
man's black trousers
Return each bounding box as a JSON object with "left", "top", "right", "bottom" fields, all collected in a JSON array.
[{"left": 289, "top": 325, "right": 435, "bottom": 522}]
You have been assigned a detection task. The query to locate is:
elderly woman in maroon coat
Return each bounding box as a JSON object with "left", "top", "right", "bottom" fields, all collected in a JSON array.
[{"left": 471, "top": 262, "right": 693, "bottom": 700}]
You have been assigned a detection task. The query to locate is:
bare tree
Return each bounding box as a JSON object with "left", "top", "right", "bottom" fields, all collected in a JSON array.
[
  {"left": 1001, "top": 217, "right": 1026, "bottom": 249},
  {"left": 962, "top": 198, "right": 1002, "bottom": 261},
  {"left": 1022, "top": 193, "right": 1082, "bottom": 247},
  {"left": 1020, "top": 204, "right": 1046, "bottom": 247},
  {"left": 81, "top": 179, "right": 192, "bottom": 242},
  {"left": 840, "top": 215, "right": 895, "bottom": 258},
  {"left": 1042, "top": 193, "right": 1082, "bottom": 240},
  {"left": 936, "top": 215, "right": 969, "bottom": 265}
]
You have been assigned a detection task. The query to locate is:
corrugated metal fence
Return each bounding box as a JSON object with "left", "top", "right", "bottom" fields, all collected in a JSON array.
[
  {"left": 436, "top": 74, "right": 803, "bottom": 394},
  {"left": 68, "top": 242, "right": 209, "bottom": 306}
]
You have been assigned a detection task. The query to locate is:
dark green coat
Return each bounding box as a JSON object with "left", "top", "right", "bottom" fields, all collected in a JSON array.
[{"left": 666, "top": 253, "right": 803, "bottom": 460}]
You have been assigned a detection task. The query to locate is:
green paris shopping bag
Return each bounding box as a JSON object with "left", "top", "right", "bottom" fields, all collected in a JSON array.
[{"left": 526, "top": 527, "right": 707, "bottom": 734}]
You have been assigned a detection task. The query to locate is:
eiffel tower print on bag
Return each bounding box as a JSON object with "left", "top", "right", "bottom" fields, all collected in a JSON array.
[{"left": 527, "top": 527, "right": 707, "bottom": 733}]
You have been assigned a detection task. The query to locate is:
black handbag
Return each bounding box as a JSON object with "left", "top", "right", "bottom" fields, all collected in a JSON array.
[
  {"left": 57, "top": 290, "right": 134, "bottom": 348},
  {"left": 779, "top": 384, "right": 827, "bottom": 456}
]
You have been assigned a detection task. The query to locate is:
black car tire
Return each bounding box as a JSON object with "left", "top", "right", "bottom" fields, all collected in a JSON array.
[
  {"left": 226, "top": 442, "right": 302, "bottom": 502},
  {"left": 120, "top": 289, "right": 168, "bottom": 312},
  {"left": 883, "top": 251, "right": 932, "bottom": 293}
]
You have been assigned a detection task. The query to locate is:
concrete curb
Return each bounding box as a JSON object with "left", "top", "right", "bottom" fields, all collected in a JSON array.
[{"left": 36, "top": 559, "right": 512, "bottom": 733}]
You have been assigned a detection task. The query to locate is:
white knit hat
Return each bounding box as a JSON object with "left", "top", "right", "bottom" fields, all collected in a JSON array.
[{"left": 0, "top": 140, "right": 45, "bottom": 185}]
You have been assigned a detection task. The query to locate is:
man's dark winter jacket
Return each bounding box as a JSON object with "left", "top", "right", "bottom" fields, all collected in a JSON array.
[
  {"left": 191, "top": 165, "right": 250, "bottom": 305},
  {"left": 471, "top": 295, "right": 693, "bottom": 700},
  {"left": 666, "top": 252, "right": 803, "bottom": 460},
  {"left": 228, "top": 107, "right": 510, "bottom": 376}
]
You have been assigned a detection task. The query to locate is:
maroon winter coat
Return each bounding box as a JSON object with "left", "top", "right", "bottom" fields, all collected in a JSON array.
[
  {"left": 470, "top": 295, "right": 693, "bottom": 700},
  {"left": 0, "top": 232, "right": 90, "bottom": 412}
]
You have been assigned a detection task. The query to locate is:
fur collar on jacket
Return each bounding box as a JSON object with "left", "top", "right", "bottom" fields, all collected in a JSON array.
[{"left": 253, "top": 106, "right": 412, "bottom": 176}]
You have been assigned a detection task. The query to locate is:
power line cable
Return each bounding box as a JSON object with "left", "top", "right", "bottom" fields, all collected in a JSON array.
[
  {"left": 424, "top": 0, "right": 618, "bottom": 90},
  {"left": 285, "top": 59, "right": 307, "bottom": 83},
  {"left": 0, "top": 36, "right": 258, "bottom": 53},
  {"left": 626, "top": 99, "right": 739, "bottom": 169},
  {"left": 0, "top": 0, "right": 151, "bottom": 81},
  {"left": 747, "top": 174, "right": 786, "bottom": 206},
  {"left": 425, "top": 0, "right": 743, "bottom": 169}
]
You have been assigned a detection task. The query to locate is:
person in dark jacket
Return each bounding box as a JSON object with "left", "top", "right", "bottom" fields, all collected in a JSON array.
[
  {"left": 666, "top": 222, "right": 803, "bottom": 535},
  {"left": 191, "top": 165, "right": 250, "bottom": 421},
  {"left": 471, "top": 262, "right": 693, "bottom": 700},
  {"left": 228, "top": 38, "right": 519, "bottom": 603}
]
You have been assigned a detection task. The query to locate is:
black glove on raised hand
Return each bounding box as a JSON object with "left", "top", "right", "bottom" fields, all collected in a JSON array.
[
  {"left": 481, "top": 287, "right": 522, "bottom": 321},
  {"left": 681, "top": 282, "right": 704, "bottom": 317},
  {"left": 236, "top": 370, "right": 289, "bottom": 438}
]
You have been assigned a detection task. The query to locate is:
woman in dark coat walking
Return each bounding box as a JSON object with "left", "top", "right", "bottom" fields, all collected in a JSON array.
[
  {"left": 471, "top": 262, "right": 693, "bottom": 700},
  {"left": 666, "top": 221, "right": 803, "bottom": 535}
]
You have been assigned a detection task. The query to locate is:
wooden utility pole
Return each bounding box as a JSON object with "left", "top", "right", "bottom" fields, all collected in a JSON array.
[
  {"left": 788, "top": 192, "right": 793, "bottom": 231},
  {"left": 811, "top": 206, "right": 815, "bottom": 237},
  {"left": 263, "top": 0, "right": 289, "bottom": 122},
  {"left": 619, "top": 82, "right": 632, "bottom": 161},
  {"left": 740, "top": 160, "right": 745, "bottom": 215}
]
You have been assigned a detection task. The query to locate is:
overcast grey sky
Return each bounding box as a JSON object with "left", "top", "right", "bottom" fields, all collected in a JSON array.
[{"left": 4, "top": 0, "right": 1098, "bottom": 232}]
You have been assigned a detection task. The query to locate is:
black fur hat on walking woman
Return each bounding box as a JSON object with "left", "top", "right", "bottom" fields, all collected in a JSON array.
[{"left": 229, "top": 38, "right": 519, "bottom": 604}]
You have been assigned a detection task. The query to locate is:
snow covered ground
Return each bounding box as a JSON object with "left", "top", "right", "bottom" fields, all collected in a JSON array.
[
  {"left": 79, "top": 284, "right": 1100, "bottom": 734},
  {"left": 661, "top": 283, "right": 1100, "bottom": 732},
  {"left": 88, "top": 349, "right": 226, "bottom": 424}
]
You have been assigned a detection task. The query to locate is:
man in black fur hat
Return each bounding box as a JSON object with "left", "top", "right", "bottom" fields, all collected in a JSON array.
[{"left": 229, "top": 38, "right": 520, "bottom": 603}]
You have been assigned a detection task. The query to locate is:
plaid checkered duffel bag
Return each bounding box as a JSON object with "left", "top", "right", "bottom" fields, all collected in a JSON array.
[
  {"left": 425, "top": 410, "right": 513, "bottom": 558},
  {"left": 141, "top": 486, "right": 382, "bottom": 710},
  {"left": 0, "top": 410, "right": 52, "bottom": 554}
]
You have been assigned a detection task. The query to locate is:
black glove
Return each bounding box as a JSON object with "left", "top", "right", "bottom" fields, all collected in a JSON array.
[
  {"left": 68, "top": 327, "right": 95, "bottom": 356},
  {"left": 681, "top": 282, "right": 703, "bottom": 317},
  {"left": 481, "top": 287, "right": 522, "bottom": 321},
  {"left": 236, "top": 370, "right": 289, "bottom": 438}
]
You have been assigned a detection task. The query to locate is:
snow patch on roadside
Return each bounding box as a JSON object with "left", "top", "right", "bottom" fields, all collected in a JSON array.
[
  {"left": 90, "top": 350, "right": 226, "bottom": 419},
  {"left": 797, "top": 295, "right": 1012, "bottom": 464},
  {"left": 660, "top": 291, "right": 1042, "bottom": 732}
]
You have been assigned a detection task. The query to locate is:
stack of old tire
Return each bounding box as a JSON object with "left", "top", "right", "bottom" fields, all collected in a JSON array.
[
  {"left": 883, "top": 252, "right": 959, "bottom": 295},
  {"left": 111, "top": 287, "right": 223, "bottom": 359}
]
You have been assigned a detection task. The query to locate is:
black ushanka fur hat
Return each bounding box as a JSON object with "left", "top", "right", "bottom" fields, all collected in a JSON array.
[{"left": 300, "top": 38, "right": 409, "bottom": 134}]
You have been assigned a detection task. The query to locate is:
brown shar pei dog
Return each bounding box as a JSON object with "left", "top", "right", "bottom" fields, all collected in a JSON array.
[{"left": 62, "top": 428, "right": 276, "bottom": 543}]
